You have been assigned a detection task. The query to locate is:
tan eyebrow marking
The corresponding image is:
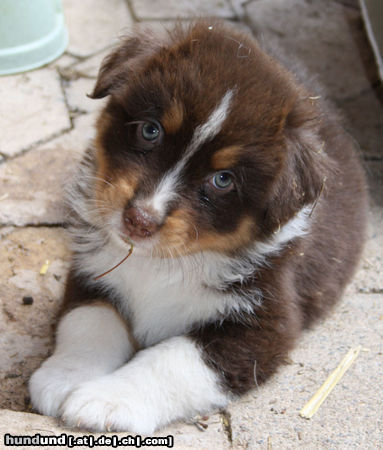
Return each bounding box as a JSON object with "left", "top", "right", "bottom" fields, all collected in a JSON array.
[
  {"left": 161, "top": 99, "right": 184, "bottom": 134},
  {"left": 211, "top": 145, "right": 243, "bottom": 170}
]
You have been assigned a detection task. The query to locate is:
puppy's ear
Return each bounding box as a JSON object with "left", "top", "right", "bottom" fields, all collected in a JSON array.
[
  {"left": 264, "top": 99, "right": 332, "bottom": 231},
  {"left": 89, "top": 37, "right": 142, "bottom": 99},
  {"left": 89, "top": 31, "right": 164, "bottom": 99}
]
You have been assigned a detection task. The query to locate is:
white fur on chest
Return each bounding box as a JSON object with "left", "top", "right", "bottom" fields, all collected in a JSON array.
[{"left": 74, "top": 243, "right": 245, "bottom": 347}]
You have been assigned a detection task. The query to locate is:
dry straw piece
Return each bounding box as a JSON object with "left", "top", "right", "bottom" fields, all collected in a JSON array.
[
  {"left": 93, "top": 240, "right": 134, "bottom": 281},
  {"left": 39, "top": 260, "right": 50, "bottom": 275},
  {"left": 299, "top": 346, "right": 361, "bottom": 419}
]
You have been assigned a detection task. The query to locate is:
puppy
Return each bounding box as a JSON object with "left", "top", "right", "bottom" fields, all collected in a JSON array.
[{"left": 29, "top": 21, "right": 367, "bottom": 433}]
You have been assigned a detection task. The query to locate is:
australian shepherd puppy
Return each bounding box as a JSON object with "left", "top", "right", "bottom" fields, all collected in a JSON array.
[{"left": 29, "top": 21, "right": 367, "bottom": 433}]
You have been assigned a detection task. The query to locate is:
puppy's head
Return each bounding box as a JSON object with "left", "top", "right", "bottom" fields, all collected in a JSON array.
[{"left": 90, "top": 21, "right": 328, "bottom": 258}]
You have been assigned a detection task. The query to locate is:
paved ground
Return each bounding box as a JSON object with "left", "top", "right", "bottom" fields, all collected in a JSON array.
[{"left": 0, "top": 0, "right": 382, "bottom": 448}]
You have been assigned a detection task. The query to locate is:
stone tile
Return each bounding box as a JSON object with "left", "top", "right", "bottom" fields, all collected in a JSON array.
[
  {"left": 365, "top": 161, "right": 383, "bottom": 208},
  {"left": 38, "top": 111, "right": 99, "bottom": 155},
  {"left": 227, "top": 19, "right": 253, "bottom": 35},
  {"left": 0, "top": 142, "right": 83, "bottom": 226},
  {"left": 0, "top": 227, "right": 71, "bottom": 411},
  {"left": 352, "top": 162, "right": 383, "bottom": 294},
  {"left": 0, "top": 109, "right": 103, "bottom": 228},
  {"left": 229, "top": 0, "right": 248, "bottom": 18},
  {"left": 48, "top": 52, "right": 80, "bottom": 71},
  {"left": 335, "top": 0, "right": 359, "bottom": 8},
  {"left": 0, "top": 70, "right": 71, "bottom": 157},
  {"left": 63, "top": 0, "right": 134, "bottom": 57},
  {"left": 337, "top": 88, "right": 383, "bottom": 159},
  {"left": 244, "top": 0, "right": 373, "bottom": 101},
  {"left": 65, "top": 77, "right": 102, "bottom": 114},
  {"left": 70, "top": 47, "right": 113, "bottom": 79},
  {"left": 131, "top": 0, "right": 235, "bottom": 20},
  {"left": 354, "top": 225, "right": 383, "bottom": 295},
  {"left": 228, "top": 291, "right": 383, "bottom": 448},
  {"left": 164, "top": 417, "right": 230, "bottom": 448}
]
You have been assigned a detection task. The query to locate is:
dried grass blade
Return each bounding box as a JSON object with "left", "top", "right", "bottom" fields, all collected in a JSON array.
[
  {"left": 93, "top": 241, "right": 134, "bottom": 281},
  {"left": 39, "top": 260, "right": 50, "bottom": 275},
  {"left": 299, "top": 345, "right": 361, "bottom": 419}
]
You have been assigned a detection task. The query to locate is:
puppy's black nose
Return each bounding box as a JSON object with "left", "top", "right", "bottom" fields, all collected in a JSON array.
[{"left": 123, "top": 206, "right": 159, "bottom": 239}]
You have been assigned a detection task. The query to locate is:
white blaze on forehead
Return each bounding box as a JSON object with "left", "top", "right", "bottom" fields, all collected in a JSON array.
[
  {"left": 186, "top": 89, "right": 234, "bottom": 159},
  {"left": 148, "top": 89, "right": 235, "bottom": 216}
]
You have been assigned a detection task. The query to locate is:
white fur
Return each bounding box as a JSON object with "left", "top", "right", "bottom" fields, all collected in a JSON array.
[
  {"left": 29, "top": 305, "right": 134, "bottom": 417},
  {"left": 149, "top": 170, "right": 180, "bottom": 217},
  {"left": 187, "top": 89, "right": 234, "bottom": 155},
  {"left": 60, "top": 336, "right": 230, "bottom": 433},
  {"left": 64, "top": 149, "right": 108, "bottom": 254},
  {"left": 146, "top": 90, "right": 234, "bottom": 217},
  {"left": 74, "top": 245, "right": 255, "bottom": 346},
  {"left": 252, "top": 205, "right": 312, "bottom": 265}
]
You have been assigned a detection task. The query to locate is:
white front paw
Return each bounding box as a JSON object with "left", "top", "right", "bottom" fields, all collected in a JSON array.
[
  {"left": 61, "top": 376, "right": 157, "bottom": 434},
  {"left": 29, "top": 357, "right": 97, "bottom": 417}
]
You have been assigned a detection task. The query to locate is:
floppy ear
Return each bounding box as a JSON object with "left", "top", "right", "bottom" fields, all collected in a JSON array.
[
  {"left": 89, "top": 30, "right": 165, "bottom": 99},
  {"left": 89, "top": 37, "right": 143, "bottom": 99},
  {"left": 264, "top": 99, "right": 332, "bottom": 231}
]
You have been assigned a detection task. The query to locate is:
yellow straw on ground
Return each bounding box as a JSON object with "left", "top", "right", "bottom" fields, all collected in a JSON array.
[
  {"left": 299, "top": 346, "right": 361, "bottom": 419},
  {"left": 39, "top": 260, "right": 50, "bottom": 275}
]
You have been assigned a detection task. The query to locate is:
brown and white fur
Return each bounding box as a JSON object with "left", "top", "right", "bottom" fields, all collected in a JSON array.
[{"left": 29, "top": 21, "right": 367, "bottom": 433}]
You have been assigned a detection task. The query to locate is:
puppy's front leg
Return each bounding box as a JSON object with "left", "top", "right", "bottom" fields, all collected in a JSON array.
[
  {"left": 60, "top": 336, "right": 230, "bottom": 434},
  {"left": 29, "top": 302, "right": 134, "bottom": 417}
]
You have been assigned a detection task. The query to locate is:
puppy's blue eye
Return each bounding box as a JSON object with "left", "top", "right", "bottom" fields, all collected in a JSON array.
[
  {"left": 211, "top": 171, "right": 234, "bottom": 191},
  {"left": 142, "top": 122, "right": 160, "bottom": 141}
]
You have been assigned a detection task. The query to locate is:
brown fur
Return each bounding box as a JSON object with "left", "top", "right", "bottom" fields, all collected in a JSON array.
[
  {"left": 211, "top": 146, "right": 243, "bottom": 170},
  {"left": 161, "top": 98, "right": 185, "bottom": 135}
]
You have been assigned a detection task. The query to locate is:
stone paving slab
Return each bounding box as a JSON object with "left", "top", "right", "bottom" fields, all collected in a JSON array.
[
  {"left": 245, "top": 0, "right": 371, "bottom": 100},
  {"left": 48, "top": 53, "right": 80, "bottom": 72},
  {"left": 64, "top": 78, "right": 104, "bottom": 115},
  {"left": 37, "top": 113, "right": 99, "bottom": 156},
  {"left": 130, "top": 0, "right": 236, "bottom": 20},
  {"left": 245, "top": 0, "right": 383, "bottom": 159},
  {"left": 0, "top": 227, "right": 70, "bottom": 412},
  {"left": 0, "top": 70, "right": 71, "bottom": 158},
  {"left": 63, "top": 0, "right": 133, "bottom": 57},
  {"left": 0, "top": 146, "right": 79, "bottom": 226},
  {"left": 65, "top": 48, "right": 113, "bottom": 79},
  {"left": 338, "top": 89, "right": 383, "bottom": 161},
  {"left": 352, "top": 162, "right": 383, "bottom": 294}
]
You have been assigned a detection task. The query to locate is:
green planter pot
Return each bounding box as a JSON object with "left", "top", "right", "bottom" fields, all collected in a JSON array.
[{"left": 0, "top": 0, "right": 68, "bottom": 75}]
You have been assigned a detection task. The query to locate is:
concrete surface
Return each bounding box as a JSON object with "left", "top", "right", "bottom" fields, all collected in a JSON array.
[{"left": 0, "top": 0, "right": 382, "bottom": 448}]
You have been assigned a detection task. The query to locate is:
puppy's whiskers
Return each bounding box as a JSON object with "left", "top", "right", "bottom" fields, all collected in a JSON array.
[{"left": 85, "top": 174, "right": 115, "bottom": 189}]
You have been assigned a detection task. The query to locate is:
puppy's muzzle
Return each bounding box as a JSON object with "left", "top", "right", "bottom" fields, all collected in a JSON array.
[{"left": 123, "top": 206, "right": 159, "bottom": 239}]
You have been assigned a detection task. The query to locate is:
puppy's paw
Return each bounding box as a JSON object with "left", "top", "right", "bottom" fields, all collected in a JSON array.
[
  {"left": 61, "top": 376, "right": 156, "bottom": 434},
  {"left": 29, "top": 360, "right": 85, "bottom": 417},
  {"left": 29, "top": 355, "right": 107, "bottom": 417}
]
